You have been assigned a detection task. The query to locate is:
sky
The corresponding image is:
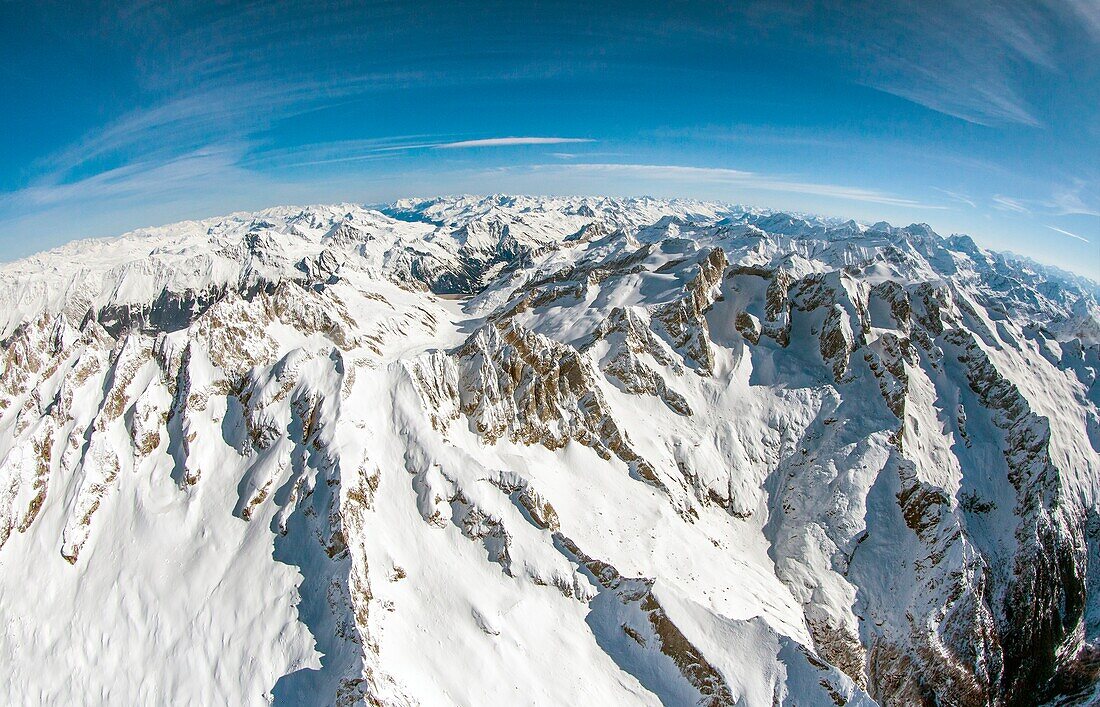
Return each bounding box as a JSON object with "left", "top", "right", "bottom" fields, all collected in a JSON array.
[{"left": 0, "top": 1, "right": 1098, "bottom": 277}]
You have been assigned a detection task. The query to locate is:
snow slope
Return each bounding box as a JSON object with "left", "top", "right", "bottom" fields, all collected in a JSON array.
[{"left": 1, "top": 195, "right": 1097, "bottom": 706}]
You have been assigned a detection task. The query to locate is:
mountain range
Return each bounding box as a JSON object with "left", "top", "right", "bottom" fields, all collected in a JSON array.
[{"left": 1, "top": 195, "right": 1097, "bottom": 706}]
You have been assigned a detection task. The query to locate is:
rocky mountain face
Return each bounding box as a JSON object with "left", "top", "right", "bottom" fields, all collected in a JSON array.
[{"left": 1, "top": 195, "right": 1097, "bottom": 706}]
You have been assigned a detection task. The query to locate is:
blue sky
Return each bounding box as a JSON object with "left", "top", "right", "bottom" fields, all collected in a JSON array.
[{"left": 1, "top": 1, "right": 1098, "bottom": 277}]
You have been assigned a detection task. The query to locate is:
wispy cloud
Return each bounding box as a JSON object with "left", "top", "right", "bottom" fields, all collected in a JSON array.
[
  {"left": 0, "top": 144, "right": 300, "bottom": 261},
  {"left": 934, "top": 187, "right": 977, "bottom": 208},
  {"left": 1043, "top": 181, "right": 1100, "bottom": 217},
  {"left": 990, "top": 184, "right": 1100, "bottom": 218},
  {"left": 876, "top": 64, "right": 1041, "bottom": 127},
  {"left": 1046, "top": 225, "right": 1091, "bottom": 243},
  {"left": 528, "top": 162, "right": 941, "bottom": 208},
  {"left": 992, "top": 194, "right": 1031, "bottom": 214},
  {"left": 435, "top": 137, "right": 593, "bottom": 149},
  {"left": 755, "top": 0, "right": 1100, "bottom": 127},
  {"left": 36, "top": 76, "right": 421, "bottom": 183},
  {"left": 249, "top": 136, "right": 596, "bottom": 168},
  {"left": 1062, "top": 0, "right": 1100, "bottom": 42},
  {"left": 248, "top": 136, "right": 441, "bottom": 169},
  {"left": 4, "top": 145, "right": 251, "bottom": 208}
]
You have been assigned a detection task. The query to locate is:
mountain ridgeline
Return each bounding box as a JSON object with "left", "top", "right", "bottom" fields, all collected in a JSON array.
[{"left": 1, "top": 195, "right": 1097, "bottom": 706}]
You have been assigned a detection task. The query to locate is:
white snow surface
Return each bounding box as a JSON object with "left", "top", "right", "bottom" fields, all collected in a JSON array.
[{"left": 0, "top": 195, "right": 1097, "bottom": 706}]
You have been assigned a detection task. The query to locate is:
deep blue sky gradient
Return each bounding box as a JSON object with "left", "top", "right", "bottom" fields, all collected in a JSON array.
[{"left": 1, "top": 0, "right": 1097, "bottom": 275}]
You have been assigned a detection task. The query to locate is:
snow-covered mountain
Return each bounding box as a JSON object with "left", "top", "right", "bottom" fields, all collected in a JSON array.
[{"left": 1, "top": 195, "right": 1097, "bottom": 706}]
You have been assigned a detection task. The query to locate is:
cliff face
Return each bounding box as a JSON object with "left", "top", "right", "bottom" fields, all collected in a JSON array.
[{"left": 0, "top": 195, "right": 1097, "bottom": 706}]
